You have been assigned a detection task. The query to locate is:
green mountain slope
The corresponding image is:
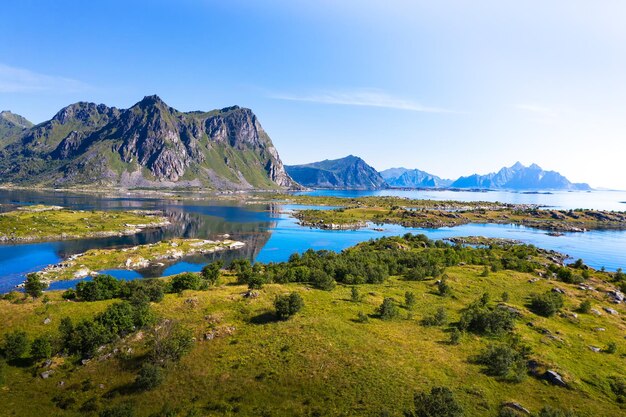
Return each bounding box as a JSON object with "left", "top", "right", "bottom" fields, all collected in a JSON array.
[{"left": 0, "top": 96, "right": 298, "bottom": 190}]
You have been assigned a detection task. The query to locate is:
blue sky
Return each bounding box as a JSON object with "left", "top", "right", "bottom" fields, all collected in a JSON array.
[{"left": 1, "top": 0, "right": 626, "bottom": 189}]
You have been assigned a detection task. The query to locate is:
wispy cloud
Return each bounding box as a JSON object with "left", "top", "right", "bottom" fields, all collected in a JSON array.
[
  {"left": 0, "top": 63, "right": 90, "bottom": 93},
  {"left": 515, "top": 103, "right": 557, "bottom": 118},
  {"left": 270, "top": 89, "right": 452, "bottom": 113}
]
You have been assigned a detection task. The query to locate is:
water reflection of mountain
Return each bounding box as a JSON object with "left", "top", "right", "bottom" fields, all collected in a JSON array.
[{"left": 55, "top": 208, "right": 275, "bottom": 265}]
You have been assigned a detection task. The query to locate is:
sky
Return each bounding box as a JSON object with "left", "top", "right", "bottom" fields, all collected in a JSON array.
[{"left": 1, "top": 0, "right": 626, "bottom": 189}]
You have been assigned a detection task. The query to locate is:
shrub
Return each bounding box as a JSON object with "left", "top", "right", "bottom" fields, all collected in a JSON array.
[
  {"left": 529, "top": 291, "right": 564, "bottom": 317},
  {"left": 309, "top": 269, "right": 335, "bottom": 291},
  {"left": 76, "top": 275, "right": 122, "bottom": 301},
  {"left": 30, "top": 335, "right": 52, "bottom": 360},
  {"left": 437, "top": 277, "right": 451, "bottom": 297},
  {"left": 449, "top": 328, "right": 461, "bottom": 345},
  {"left": 475, "top": 338, "right": 530, "bottom": 382},
  {"left": 577, "top": 300, "right": 591, "bottom": 314},
  {"left": 134, "top": 363, "right": 164, "bottom": 391},
  {"left": 458, "top": 300, "right": 516, "bottom": 335},
  {"left": 2, "top": 331, "right": 29, "bottom": 361},
  {"left": 605, "top": 341, "right": 617, "bottom": 354},
  {"left": 351, "top": 287, "right": 361, "bottom": 302},
  {"left": 62, "top": 289, "right": 77, "bottom": 300},
  {"left": 169, "top": 273, "right": 202, "bottom": 293},
  {"left": 501, "top": 291, "right": 510, "bottom": 302},
  {"left": 123, "top": 279, "right": 164, "bottom": 304},
  {"left": 480, "top": 266, "right": 490, "bottom": 277},
  {"left": 409, "top": 386, "right": 464, "bottom": 417},
  {"left": 378, "top": 298, "right": 399, "bottom": 320},
  {"left": 246, "top": 273, "right": 266, "bottom": 290},
  {"left": 24, "top": 273, "right": 48, "bottom": 298},
  {"left": 356, "top": 312, "right": 369, "bottom": 323},
  {"left": 201, "top": 260, "right": 223, "bottom": 286},
  {"left": 405, "top": 291, "right": 417, "bottom": 309},
  {"left": 422, "top": 307, "right": 447, "bottom": 327},
  {"left": 274, "top": 293, "right": 304, "bottom": 319},
  {"left": 149, "top": 321, "right": 194, "bottom": 363}
]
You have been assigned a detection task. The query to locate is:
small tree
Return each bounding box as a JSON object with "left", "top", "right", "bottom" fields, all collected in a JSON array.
[
  {"left": 356, "top": 312, "right": 369, "bottom": 323},
  {"left": 169, "top": 273, "right": 202, "bottom": 293},
  {"left": 449, "top": 328, "right": 462, "bottom": 345},
  {"left": 605, "top": 341, "right": 617, "bottom": 354},
  {"left": 378, "top": 298, "right": 399, "bottom": 320},
  {"left": 422, "top": 307, "right": 448, "bottom": 327},
  {"left": 529, "top": 291, "right": 564, "bottom": 317},
  {"left": 577, "top": 300, "right": 591, "bottom": 314},
  {"left": 410, "top": 386, "right": 464, "bottom": 417},
  {"left": 480, "top": 266, "right": 490, "bottom": 277},
  {"left": 2, "top": 331, "right": 29, "bottom": 361},
  {"left": 437, "top": 278, "right": 451, "bottom": 297},
  {"left": 351, "top": 287, "right": 361, "bottom": 303},
  {"left": 501, "top": 291, "right": 510, "bottom": 302},
  {"left": 274, "top": 293, "right": 304, "bottom": 320},
  {"left": 134, "top": 363, "right": 164, "bottom": 390},
  {"left": 24, "top": 273, "right": 48, "bottom": 298},
  {"left": 201, "top": 260, "right": 223, "bottom": 286},
  {"left": 149, "top": 320, "right": 193, "bottom": 363},
  {"left": 405, "top": 291, "right": 417, "bottom": 310},
  {"left": 30, "top": 335, "right": 52, "bottom": 360}
]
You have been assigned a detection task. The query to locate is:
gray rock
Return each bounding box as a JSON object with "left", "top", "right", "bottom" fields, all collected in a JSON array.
[
  {"left": 589, "top": 346, "right": 601, "bottom": 352},
  {"left": 544, "top": 370, "right": 567, "bottom": 387},
  {"left": 43, "top": 317, "right": 51, "bottom": 325},
  {"left": 40, "top": 370, "right": 53, "bottom": 379},
  {"left": 502, "top": 402, "right": 531, "bottom": 415},
  {"left": 552, "top": 287, "right": 566, "bottom": 294},
  {"left": 603, "top": 307, "right": 619, "bottom": 315}
]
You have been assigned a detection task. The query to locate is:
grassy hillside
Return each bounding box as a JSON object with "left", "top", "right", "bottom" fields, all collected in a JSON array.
[{"left": 1, "top": 237, "right": 625, "bottom": 416}]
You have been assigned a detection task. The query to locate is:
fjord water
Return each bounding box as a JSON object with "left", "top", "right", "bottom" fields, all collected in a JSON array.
[{"left": 1, "top": 189, "right": 625, "bottom": 292}]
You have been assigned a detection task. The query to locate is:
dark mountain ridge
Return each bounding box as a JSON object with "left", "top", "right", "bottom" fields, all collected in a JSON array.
[{"left": 286, "top": 155, "right": 387, "bottom": 190}]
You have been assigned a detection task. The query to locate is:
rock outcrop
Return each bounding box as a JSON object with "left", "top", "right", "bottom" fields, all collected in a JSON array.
[
  {"left": 0, "top": 96, "right": 299, "bottom": 190},
  {"left": 286, "top": 155, "right": 386, "bottom": 190}
]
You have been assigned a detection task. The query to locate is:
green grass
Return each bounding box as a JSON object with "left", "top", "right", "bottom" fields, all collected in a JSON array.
[
  {"left": 1, "top": 264, "right": 624, "bottom": 416},
  {"left": 0, "top": 206, "right": 168, "bottom": 242}
]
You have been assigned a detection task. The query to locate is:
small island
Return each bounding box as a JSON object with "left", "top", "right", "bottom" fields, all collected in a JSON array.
[
  {"left": 32, "top": 238, "right": 245, "bottom": 281},
  {"left": 0, "top": 205, "right": 170, "bottom": 242},
  {"left": 279, "top": 195, "right": 626, "bottom": 232}
]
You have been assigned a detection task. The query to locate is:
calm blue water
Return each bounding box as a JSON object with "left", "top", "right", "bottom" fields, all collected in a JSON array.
[
  {"left": 1, "top": 189, "right": 625, "bottom": 293},
  {"left": 298, "top": 189, "right": 626, "bottom": 212}
]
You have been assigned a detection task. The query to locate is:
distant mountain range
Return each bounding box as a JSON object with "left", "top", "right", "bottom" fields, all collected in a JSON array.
[
  {"left": 380, "top": 168, "right": 453, "bottom": 188},
  {"left": 291, "top": 157, "right": 592, "bottom": 191},
  {"left": 285, "top": 155, "right": 387, "bottom": 190},
  {"left": 0, "top": 96, "right": 298, "bottom": 190},
  {"left": 449, "top": 162, "right": 591, "bottom": 191}
]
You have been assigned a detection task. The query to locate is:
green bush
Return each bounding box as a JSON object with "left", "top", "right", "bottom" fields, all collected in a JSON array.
[
  {"left": 201, "top": 260, "right": 223, "bottom": 286},
  {"left": 134, "top": 363, "right": 164, "bottom": 391},
  {"left": 437, "top": 277, "right": 451, "bottom": 297},
  {"left": 409, "top": 386, "right": 464, "bottom": 417},
  {"left": 274, "top": 293, "right": 304, "bottom": 320},
  {"left": 422, "top": 307, "right": 447, "bottom": 327},
  {"left": 529, "top": 291, "right": 564, "bottom": 317},
  {"left": 475, "top": 338, "right": 530, "bottom": 382},
  {"left": 350, "top": 287, "right": 361, "bottom": 302},
  {"left": 405, "top": 291, "right": 417, "bottom": 309},
  {"left": 449, "top": 328, "right": 461, "bottom": 345},
  {"left": 577, "top": 299, "right": 591, "bottom": 314},
  {"left": 536, "top": 406, "right": 580, "bottom": 417},
  {"left": 149, "top": 320, "right": 194, "bottom": 363},
  {"left": 458, "top": 299, "right": 516, "bottom": 335},
  {"left": 24, "top": 273, "right": 48, "bottom": 298},
  {"left": 356, "top": 312, "right": 369, "bottom": 323},
  {"left": 2, "top": 331, "right": 29, "bottom": 361},
  {"left": 378, "top": 298, "right": 399, "bottom": 320},
  {"left": 30, "top": 335, "right": 52, "bottom": 360},
  {"left": 76, "top": 275, "right": 122, "bottom": 301},
  {"left": 169, "top": 273, "right": 203, "bottom": 293}
]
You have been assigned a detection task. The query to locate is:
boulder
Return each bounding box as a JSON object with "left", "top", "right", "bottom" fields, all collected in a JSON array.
[
  {"left": 603, "top": 307, "right": 619, "bottom": 315},
  {"left": 544, "top": 370, "right": 567, "bottom": 387},
  {"left": 502, "top": 402, "right": 531, "bottom": 415}
]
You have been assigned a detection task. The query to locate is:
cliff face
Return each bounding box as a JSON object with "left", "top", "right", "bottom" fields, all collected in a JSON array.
[
  {"left": 381, "top": 168, "right": 452, "bottom": 188},
  {"left": 0, "top": 96, "right": 299, "bottom": 190},
  {"left": 285, "top": 155, "right": 387, "bottom": 190}
]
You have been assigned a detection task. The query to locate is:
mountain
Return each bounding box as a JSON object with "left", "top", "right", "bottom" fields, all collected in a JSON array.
[
  {"left": 0, "top": 96, "right": 298, "bottom": 190},
  {"left": 0, "top": 111, "right": 33, "bottom": 145},
  {"left": 285, "top": 155, "right": 387, "bottom": 190},
  {"left": 381, "top": 167, "right": 452, "bottom": 188},
  {"left": 450, "top": 162, "right": 592, "bottom": 190}
]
